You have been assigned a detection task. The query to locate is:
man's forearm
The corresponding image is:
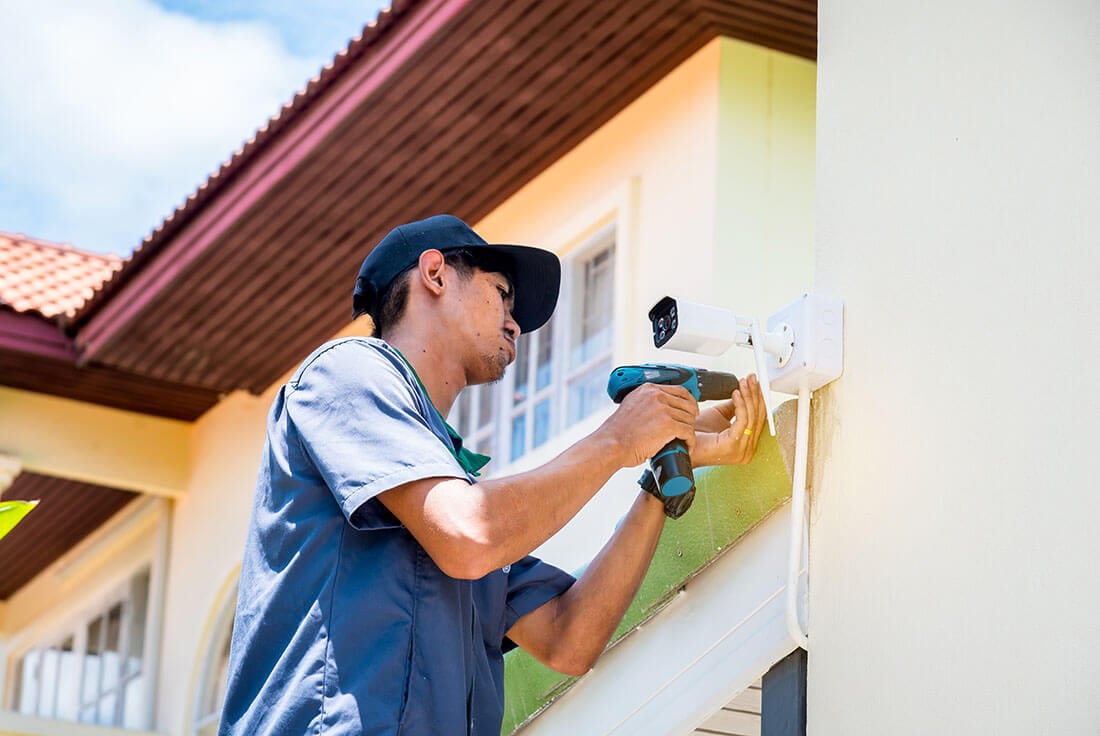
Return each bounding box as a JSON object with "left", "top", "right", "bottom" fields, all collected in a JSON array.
[
  {"left": 379, "top": 382, "right": 699, "bottom": 580},
  {"left": 380, "top": 429, "right": 632, "bottom": 579},
  {"left": 542, "top": 491, "right": 666, "bottom": 673}
]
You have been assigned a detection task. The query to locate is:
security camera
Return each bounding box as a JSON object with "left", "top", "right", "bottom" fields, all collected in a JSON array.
[{"left": 648, "top": 296, "right": 747, "bottom": 356}]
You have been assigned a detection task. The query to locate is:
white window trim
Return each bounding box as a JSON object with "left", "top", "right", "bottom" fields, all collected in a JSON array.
[
  {"left": 1, "top": 497, "right": 169, "bottom": 733},
  {"left": 492, "top": 225, "right": 616, "bottom": 466},
  {"left": 461, "top": 177, "right": 642, "bottom": 479},
  {"left": 187, "top": 570, "right": 239, "bottom": 736}
]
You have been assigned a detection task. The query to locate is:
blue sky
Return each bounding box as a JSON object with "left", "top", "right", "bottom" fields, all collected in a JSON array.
[{"left": 0, "top": 0, "right": 389, "bottom": 255}]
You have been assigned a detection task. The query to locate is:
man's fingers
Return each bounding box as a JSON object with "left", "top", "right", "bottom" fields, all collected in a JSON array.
[{"left": 751, "top": 375, "right": 767, "bottom": 434}]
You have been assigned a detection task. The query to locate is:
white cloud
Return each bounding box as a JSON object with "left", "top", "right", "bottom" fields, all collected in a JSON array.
[{"left": 0, "top": 0, "right": 326, "bottom": 253}]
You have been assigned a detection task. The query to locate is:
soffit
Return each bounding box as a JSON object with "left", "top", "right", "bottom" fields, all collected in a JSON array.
[
  {"left": 74, "top": 0, "right": 816, "bottom": 397},
  {"left": 0, "top": 472, "right": 138, "bottom": 600}
]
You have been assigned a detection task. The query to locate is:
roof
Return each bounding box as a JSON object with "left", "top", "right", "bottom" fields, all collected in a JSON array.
[
  {"left": 3, "top": 2, "right": 817, "bottom": 416},
  {"left": 68, "top": 0, "right": 816, "bottom": 400},
  {"left": 0, "top": 233, "right": 122, "bottom": 320},
  {"left": 0, "top": 472, "right": 137, "bottom": 599}
]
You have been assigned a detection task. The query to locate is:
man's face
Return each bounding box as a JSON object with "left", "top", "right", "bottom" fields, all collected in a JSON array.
[{"left": 449, "top": 266, "right": 519, "bottom": 385}]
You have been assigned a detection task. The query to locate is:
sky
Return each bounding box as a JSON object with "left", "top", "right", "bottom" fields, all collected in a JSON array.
[{"left": 0, "top": 0, "right": 390, "bottom": 256}]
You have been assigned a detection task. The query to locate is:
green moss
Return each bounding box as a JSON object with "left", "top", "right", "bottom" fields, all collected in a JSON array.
[{"left": 501, "top": 432, "right": 791, "bottom": 733}]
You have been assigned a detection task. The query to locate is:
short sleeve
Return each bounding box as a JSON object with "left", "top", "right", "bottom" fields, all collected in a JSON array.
[
  {"left": 284, "top": 338, "right": 467, "bottom": 529},
  {"left": 501, "top": 556, "right": 575, "bottom": 653}
]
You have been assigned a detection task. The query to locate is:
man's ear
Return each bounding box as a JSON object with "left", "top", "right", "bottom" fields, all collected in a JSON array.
[{"left": 417, "top": 250, "right": 447, "bottom": 294}]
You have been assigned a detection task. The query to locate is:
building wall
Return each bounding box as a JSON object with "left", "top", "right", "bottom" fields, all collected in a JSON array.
[{"left": 811, "top": 0, "right": 1100, "bottom": 733}]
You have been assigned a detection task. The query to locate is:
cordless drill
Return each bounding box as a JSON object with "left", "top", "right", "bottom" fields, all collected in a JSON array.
[{"left": 606, "top": 364, "right": 740, "bottom": 519}]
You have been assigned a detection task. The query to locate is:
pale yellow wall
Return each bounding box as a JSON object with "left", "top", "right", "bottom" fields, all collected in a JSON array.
[
  {"left": 154, "top": 388, "right": 270, "bottom": 731},
  {"left": 0, "top": 387, "right": 189, "bottom": 496},
  {"left": 715, "top": 39, "right": 816, "bottom": 380},
  {"left": 478, "top": 39, "right": 722, "bottom": 367},
  {"left": 479, "top": 39, "right": 815, "bottom": 572},
  {"left": 811, "top": 0, "right": 1099, "bottom": 733}
]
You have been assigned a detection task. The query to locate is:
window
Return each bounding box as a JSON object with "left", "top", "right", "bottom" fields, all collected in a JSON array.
[
  {"left": 450, "top": 225, "right": 617, "bottom": 468},
  {"left": 11, "top": 568, "right": 151, "bottom": 729},
  {"left": 565, "top": 240, "right": 615, "bottom": 425},
  {"left": 192, "top": 586, "right": 237, "bottom": 736}
]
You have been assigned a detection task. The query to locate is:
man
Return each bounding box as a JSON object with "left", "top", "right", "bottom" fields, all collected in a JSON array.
[{"left": 221, "top": 214, "right": 766, "bottom": 735}]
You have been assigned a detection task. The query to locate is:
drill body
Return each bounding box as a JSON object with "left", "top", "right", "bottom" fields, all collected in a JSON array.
[{"left": 607, "top": 364, "right": 740, "bottom": 518}]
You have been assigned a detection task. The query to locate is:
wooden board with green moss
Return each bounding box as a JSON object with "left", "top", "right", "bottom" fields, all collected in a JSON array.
[{"left": 501, "top": 428, "right": 792, "bottom": 733}]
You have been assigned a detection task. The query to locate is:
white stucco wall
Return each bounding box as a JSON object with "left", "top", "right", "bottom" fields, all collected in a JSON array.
[{"left": 811, "top": 1, "right": 1100, "bottom": 733}]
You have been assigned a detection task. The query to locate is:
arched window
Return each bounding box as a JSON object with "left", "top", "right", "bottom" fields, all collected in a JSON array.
[{"left": 191, "top": 582, "right": 236, "bottom": 736}]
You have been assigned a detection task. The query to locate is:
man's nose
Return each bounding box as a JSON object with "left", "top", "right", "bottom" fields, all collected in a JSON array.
[{"left": 503, "top": 317, "right": 519, "bottom": 340}]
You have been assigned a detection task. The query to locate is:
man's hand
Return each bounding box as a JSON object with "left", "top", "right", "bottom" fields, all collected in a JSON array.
[
  {"left": 690, "top": 373, "right": 767, "bottom": 466},
  {"left": 597, "top": 382, "right": 699, "bottom": 467}
]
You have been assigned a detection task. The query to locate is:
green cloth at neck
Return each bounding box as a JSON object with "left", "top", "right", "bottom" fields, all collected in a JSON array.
[{"left": 391, "top": 347, "right": 491, "bottom": 477}]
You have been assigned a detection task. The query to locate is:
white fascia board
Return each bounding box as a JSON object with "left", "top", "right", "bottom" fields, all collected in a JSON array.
[{"left": 520, "top": 505, "right": 801, "bottom": 736}]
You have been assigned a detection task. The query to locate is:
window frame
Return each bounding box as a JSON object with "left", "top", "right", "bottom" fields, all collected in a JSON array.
[
  {"left": 448, "top": 179, "right": 640, "bottom": 476},
  {"left": 10, "top": 567, "right": 152, "bottom": 728},
  {"left": 2, "top": 497, "right": 168, "bottom": 732},
  {"left": 449, "top": 224, "right": 618, "bottom": 471},
  {"left": 189, "top": 573, "right": 239, "bottom": 736}
]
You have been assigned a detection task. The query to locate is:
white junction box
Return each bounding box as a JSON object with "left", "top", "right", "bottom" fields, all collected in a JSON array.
[{"left": 766, "top": 293, "right": 844, "bottom": 394}]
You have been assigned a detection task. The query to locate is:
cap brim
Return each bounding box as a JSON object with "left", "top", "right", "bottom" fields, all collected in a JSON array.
[{"left": 482, "top": 244, "right": 561, "bottom": 333}]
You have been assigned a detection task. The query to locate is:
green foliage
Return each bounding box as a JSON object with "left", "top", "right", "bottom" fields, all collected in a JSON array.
[{"left": 0, "top": 500, "right": 38, "bottom": 541}]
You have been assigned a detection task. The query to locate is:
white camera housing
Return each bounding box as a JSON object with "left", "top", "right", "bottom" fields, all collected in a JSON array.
[{"left": 648, "top": 296, "right": 745, "bottom": 356}]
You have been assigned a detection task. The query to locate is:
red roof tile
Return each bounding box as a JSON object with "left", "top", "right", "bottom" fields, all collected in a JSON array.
[{"left": 0, "top": 233, "right": 123, "bottom": 320}]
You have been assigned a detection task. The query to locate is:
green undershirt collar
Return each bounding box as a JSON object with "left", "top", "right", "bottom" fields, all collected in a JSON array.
[{"left": 391, "top": 347, "right": 491, "bottom": 477}]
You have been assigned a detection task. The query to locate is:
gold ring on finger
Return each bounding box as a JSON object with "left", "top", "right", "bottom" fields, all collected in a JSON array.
[{"left": 743, "top": 428, "right": 753, "bottom": 437}]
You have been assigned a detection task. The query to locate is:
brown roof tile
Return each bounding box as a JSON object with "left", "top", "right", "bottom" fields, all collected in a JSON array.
[{"left": 0, "top": 233, "right": 123, "bottom": 320}]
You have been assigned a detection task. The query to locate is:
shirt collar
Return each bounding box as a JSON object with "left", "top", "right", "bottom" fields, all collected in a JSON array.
[{"left": 391, "top": 347, "right": 491, "bottom": 477}]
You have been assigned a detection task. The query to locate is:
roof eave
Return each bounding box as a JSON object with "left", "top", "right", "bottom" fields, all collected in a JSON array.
[{"left": 74, "top": 0, "right": 460, "bottom": 362}]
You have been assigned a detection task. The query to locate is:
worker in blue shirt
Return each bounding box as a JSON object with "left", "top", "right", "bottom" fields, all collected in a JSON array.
[{"left": 220, "top": 214, "right": 766, "bottom": 735}]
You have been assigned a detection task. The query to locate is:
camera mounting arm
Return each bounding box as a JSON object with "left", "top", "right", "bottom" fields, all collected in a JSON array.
[{"left": 648, "top": 296, "right": 794, "bottom": 435}]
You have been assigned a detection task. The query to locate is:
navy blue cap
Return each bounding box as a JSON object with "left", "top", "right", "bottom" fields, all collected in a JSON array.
[{"left": 352, "top": 214, "right": 561, "bottom": 333}]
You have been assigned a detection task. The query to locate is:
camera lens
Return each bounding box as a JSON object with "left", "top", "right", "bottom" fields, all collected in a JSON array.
[{"left": 659, "top": 316, "right": 672, "bottom": 341}]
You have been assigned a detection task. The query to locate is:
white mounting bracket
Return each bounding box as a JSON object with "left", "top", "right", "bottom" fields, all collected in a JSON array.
[{"left": 766, "top": 293, "right": 844, "bottom": 395}]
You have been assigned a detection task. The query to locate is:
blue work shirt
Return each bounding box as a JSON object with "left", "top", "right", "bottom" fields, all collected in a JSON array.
[{"left": 221, "top": 337, "right": 574, "bottom": 735}]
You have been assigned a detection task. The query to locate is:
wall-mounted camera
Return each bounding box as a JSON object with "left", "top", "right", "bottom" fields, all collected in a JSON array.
[
  {"left": 648, "top": 296, "right": 745, "bottom": 356},
  {"left": 647, "top": 292, "right": 843, "bottom": 652}
]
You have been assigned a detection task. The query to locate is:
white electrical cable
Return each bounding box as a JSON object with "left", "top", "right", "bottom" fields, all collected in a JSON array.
[{"left": 785, "top": 383, "right": 811, "bottom": 649}]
